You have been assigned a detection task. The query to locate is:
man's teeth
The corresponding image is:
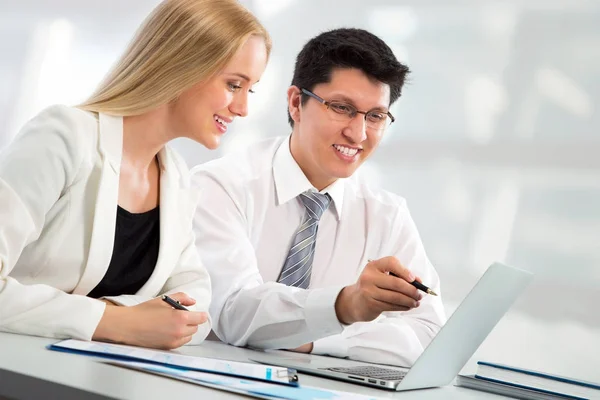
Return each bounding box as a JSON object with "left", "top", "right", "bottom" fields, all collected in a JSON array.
[
  {"left": 214, "top": 115, "right": 227, "bottom": 126},
  {"left": 333, "top": 144, "right": 359, "bottom": 156}
]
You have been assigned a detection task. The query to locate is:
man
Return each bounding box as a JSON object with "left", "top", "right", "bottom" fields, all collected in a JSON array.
[{"left": 191, "top": 28, "right": 446, "bottom": 367}]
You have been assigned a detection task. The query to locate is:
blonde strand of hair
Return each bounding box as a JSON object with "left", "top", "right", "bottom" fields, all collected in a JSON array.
[{"left": 78, "top": 0, "right": 271, "bottom": 116}]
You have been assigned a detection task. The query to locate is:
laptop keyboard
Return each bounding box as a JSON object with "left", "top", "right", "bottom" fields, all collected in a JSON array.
[{"left": 325, "top": 366, "right": 407, "bottom": 381}]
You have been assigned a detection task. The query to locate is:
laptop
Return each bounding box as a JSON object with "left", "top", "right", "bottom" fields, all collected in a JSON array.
[{"left": 248, "top": 262, "right": 533, "bottom": 391}]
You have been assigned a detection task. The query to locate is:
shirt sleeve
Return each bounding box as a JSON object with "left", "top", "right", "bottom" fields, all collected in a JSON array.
[
  {"left": 0, "top": 106, "right": 106, "bottom": 340},
  {"left": 191, "top": 169, "right": 344, "bottom": 349},
  {"left": 311, "top": 204, "right": 447, "bottom": 367}
]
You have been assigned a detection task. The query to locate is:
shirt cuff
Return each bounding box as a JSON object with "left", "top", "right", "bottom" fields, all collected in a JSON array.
[
  {"left": 304, "top": 286, "right": 345, "bottom": 337},
  {"left": 312, "top": 334, "right": 349, "bottom": 358}
]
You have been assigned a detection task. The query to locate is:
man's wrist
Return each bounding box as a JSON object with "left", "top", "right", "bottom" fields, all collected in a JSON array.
[{"left": 334, "top": 286, "right": 356, "bottom": 325}]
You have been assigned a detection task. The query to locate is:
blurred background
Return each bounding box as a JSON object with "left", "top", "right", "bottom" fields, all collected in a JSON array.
[{"left": 1, "top": 0, "right": 598, "bottom": 383}]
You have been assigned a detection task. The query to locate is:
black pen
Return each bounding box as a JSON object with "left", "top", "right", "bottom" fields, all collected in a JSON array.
[
  {"left": 368, "top": 259, "right": 438, "bottom": 296},
  {"left": 162, "top": 295, "right": 189, "bottom": 311},
  {"left": 405, "top": 278, "right": 438, "bottom": 296}
]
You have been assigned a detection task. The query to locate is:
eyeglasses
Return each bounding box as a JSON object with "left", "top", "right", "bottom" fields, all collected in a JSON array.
[{"left": 301, "top": 88, "right": 395, "bottom": 131}]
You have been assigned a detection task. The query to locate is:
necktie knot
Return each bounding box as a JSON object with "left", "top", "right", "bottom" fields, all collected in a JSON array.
[{"left": 299, "top": 191, "right": 331, "bottom": 221}]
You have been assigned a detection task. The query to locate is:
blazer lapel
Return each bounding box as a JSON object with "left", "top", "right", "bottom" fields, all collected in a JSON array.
[
  {"left": 72, "top": 113, "right": 122, "bottom": 295},
  {"left": 136, "top": 148, "right": 192, "bottom": 295}
]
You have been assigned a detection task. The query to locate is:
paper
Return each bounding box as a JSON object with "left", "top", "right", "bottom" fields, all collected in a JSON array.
[
  {"left": 49, "top": 339, "right": 295, "bottom": 385},
  {"left": 106, "top": 359, "right": 385, "bottom": 400}
]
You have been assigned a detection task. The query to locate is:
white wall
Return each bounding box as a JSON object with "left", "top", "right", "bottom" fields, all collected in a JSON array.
[{"left": 1, "top": 0, "right": 598, "bottom": 382}]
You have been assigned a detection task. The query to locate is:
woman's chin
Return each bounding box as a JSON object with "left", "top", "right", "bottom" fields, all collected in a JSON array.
[{"left": 194, "top": 132, "right": 221, "bottom": 150}]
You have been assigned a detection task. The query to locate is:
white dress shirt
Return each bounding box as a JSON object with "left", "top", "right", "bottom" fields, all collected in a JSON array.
[
  {"left": 191, "top": 136, "right": 446, "bottom": 366},
  {"left": 0, "top": 105, "right": 211, "bottom": 343}
]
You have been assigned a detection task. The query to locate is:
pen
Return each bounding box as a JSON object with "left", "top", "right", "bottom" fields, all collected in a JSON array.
[
  {"left": 405, "top": 278, "right": 438, "bottom": 297},
  {"left": 368, "top": 259, "right": 438, "bottom": 296},
  {"left": 162, "top": 295, "right": 189, "bottom": 311}
]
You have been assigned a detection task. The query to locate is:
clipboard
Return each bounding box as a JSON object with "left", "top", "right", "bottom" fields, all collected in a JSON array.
[{"left": 48, "top": 339, "right": 298, "bottom": 386}]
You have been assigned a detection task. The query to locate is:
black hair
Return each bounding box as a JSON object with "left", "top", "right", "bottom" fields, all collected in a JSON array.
[{"left": 288, "top": 28, "right": 410, "bottom": 127}]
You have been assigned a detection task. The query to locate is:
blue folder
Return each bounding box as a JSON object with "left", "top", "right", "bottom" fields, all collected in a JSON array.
[
  {"left": 472, "top": 361, "right": 599, "bottom": 399},
  {"left": 47, "top": 339, "right": 298, "bottom": 386},
  {"left": 476, "top": 361, "right": 600, "bottom": 390}
]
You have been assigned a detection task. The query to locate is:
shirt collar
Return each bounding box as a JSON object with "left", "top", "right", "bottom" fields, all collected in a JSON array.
[{"left": 273, "top": 136, "right": 345, "bottom": 221}]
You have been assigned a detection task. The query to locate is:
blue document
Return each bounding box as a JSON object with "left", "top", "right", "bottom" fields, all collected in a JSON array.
[
  {"left": 48, "top": 339, "right": 297, "bottom": 386},
  {"left": 105, "top": 359, "right": 384, "bottom": 400}
]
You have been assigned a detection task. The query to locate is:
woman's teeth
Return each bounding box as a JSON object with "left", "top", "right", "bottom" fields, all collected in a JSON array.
[{"left": 214, "top": 115, "right": 227, "bottom": 127}]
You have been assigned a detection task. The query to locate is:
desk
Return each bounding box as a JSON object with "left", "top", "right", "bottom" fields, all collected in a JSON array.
[{"left": 0, "top": 332, "right": 507, "bottom": 400}]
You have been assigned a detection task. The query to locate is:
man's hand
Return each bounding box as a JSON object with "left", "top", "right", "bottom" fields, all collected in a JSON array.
[
  {"left": 287, "top": 342, "right": 313, "bottom": 353},
  {"left": 93, "top": 292, "right": 209, "bottom": 350},
  {"left": 335, "top": 257, "right": 423, "bottom": 325}
]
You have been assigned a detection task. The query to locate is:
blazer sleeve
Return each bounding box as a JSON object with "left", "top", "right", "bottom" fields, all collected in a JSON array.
[{"left": 0, "top": 106, "right": 106, "bottom": 340}]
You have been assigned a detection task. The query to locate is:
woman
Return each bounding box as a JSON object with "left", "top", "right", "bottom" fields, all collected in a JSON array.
[{"left": 0, "top": 0, "right": 270, "bottom": 349}]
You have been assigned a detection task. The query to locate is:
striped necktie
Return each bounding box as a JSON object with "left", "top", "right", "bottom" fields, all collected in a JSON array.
[{"left": 277, "top": 191, "right": 331, "bottom": 289}]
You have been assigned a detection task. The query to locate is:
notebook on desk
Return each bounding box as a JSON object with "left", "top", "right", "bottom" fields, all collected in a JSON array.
[
  {"left": 456, "top": 375, "right": 585, "bottom": 400},
  {"left": 456, "top": 361, "right": 600, "bottom": 400},
  {"left": 249, "top": 262, "right": 533, "bottom": 391}
]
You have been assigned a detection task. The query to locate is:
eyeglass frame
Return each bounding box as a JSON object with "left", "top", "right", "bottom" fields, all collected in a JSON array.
[{"left": 300, "top": 88, "right": 395, "bottom": 129}]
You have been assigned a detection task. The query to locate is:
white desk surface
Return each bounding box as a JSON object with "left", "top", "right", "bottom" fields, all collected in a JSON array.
[{"left": 0, "top": 332, "right": 508, "bottom": 400}]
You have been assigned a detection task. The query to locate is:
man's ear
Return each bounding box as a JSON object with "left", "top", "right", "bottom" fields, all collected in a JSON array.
[{"left": 287, "top": 86, "right": 302, "bottom": 124}]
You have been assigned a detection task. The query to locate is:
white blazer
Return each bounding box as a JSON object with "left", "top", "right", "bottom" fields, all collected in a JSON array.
[{"left": 0, "top": 105, "right": 211, "bottom": 343}]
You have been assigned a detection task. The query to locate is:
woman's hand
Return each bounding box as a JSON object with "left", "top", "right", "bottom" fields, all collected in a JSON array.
[{"left": 93, "top": 292, "right": 208, "bottom": 349}]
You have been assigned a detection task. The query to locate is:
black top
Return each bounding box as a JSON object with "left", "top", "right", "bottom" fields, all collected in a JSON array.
[{"left": 87, "top": 205, "right": 160, "bottom": 299}]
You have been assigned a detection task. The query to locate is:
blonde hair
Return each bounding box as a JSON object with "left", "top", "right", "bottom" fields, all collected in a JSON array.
[{"left": 78, "top": 0, "right": 271, "bottom": 116}]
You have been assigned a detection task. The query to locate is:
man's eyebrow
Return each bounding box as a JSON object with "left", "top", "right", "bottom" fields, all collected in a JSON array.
[{"left": 330, "top": 94, "right": 388, "bottom": 111}]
